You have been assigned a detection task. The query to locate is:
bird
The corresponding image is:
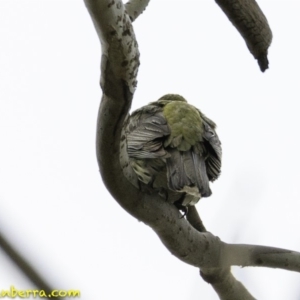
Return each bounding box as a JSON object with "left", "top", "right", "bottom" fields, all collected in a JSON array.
[{"left": 122, "top": 94, "right": 222, "bottom": 211}]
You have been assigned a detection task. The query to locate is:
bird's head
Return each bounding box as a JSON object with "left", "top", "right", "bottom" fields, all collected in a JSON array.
[{"left": 158, "top": 94, "right": 187, "bottom": 103}]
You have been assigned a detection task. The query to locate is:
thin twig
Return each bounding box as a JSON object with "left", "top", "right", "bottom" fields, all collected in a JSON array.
[
  {"left": 0, "top": 230, "right": 63, "bottom": 300},
  {"left": 186, "top": 206, "right": 207, "bottom": 232}
]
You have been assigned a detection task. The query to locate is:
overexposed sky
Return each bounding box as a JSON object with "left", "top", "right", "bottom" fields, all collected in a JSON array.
[{"left": 1, "top": 1, "right": 300, "bottom": 299}]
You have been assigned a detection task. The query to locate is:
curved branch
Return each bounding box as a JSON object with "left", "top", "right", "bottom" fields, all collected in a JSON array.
[
  {"left": 215, "top": 0, "right": 272, "bottom": 72},
  {"left": 125, "top": 0, "right": 151, "bottom": 22},
  {"left": 83, "top": 1, "right": 298, "bottom": 300},
  {"left": 83, "top": 0, "right": 229, "bottom": 275},
  {"left": 84, "top": 0, "right": 139, "bottom": 93}
]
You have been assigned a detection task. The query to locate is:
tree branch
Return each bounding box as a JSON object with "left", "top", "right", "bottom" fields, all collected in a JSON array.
[
  {"left": 0, "top": 230, "right": 62, "bottom": 300},
  {"left": 125, "top": 0, "right": 150, "bottom": 22},
  {"left": 215, "top": 0, "right": 272, "bottom": 71},
  {"left": 186, "top": 208, "right": 300, "bottom": 272},
  {"left": 187, "top": 206, "right": 256, "bottom": 299},
  {"left": 186, "top": 206, "right": 207, "bottom": 232},
  {"left": 200, "top": 268, "right": 256, "bottom": 300},
  {"left": 223, "top": 243, "right": 300, "bottom": 272},
  {"left": 83, "top": 1, "right": 298, "bottom": 299}
]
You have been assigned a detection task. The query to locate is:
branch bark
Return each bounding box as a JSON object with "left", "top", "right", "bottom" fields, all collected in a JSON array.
[
  {"left": 125, "top": 0, "right": 150, "bottom": 21},
  {"left": 0, "top": 230, "right": 62, "bottom": 300},
  {"left": 83, "top": 1, "right": 296, "bottom": 299},
  {"left": 215, "top": 0, "right": 272, "bottom": 72}
]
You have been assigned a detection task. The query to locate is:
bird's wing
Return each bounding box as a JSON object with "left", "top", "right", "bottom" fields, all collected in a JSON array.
[
  {"left": 126, "top": 108, "right": 170, "bottom": 160},
  {"left": 202, "top": 120, "right": 222, "bottom": 181}
]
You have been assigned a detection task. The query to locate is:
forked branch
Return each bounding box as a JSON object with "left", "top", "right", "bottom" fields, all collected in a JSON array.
[{"left": 83, "top": 1, "right": 291, "bottom": 300}]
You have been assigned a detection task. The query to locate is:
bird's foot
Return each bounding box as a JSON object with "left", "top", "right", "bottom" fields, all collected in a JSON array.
[{"left": 174, "top": 202, "right": 188, "bottom": 218}]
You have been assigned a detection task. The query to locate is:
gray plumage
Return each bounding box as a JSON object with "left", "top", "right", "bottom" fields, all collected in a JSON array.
[{"left": 123, "top": 94, "right": 222, "bottom": 207}]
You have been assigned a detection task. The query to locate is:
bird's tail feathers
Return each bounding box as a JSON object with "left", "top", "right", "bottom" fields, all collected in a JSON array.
[{"left": 166, "top": 149, "right": 211, "bottom": 202}]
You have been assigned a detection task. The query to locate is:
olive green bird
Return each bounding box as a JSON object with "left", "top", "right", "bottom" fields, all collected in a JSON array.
[{"left": 124, "top": 94, "right": 221, "bottom": 208}]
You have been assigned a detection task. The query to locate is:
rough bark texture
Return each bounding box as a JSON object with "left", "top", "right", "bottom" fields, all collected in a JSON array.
[
  {"left": 83, "top": 1, "right": 300, "bottom": 299},
  {"left": 215, "top": 0, "right": 272, "bottom": 71},
  {"left": 125, "top": 0, "right": 150, "bottom": 21}
]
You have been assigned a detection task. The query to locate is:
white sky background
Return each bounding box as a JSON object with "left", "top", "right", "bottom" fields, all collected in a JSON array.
[{"left": 0, "top": 0, "right": 300, "bottom": 299}]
